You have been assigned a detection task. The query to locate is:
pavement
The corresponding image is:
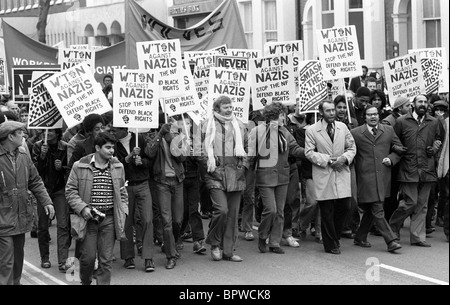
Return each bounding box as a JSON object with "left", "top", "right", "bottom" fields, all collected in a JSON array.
[{"left": 21, "top": 218, "right": 449, "bottom": 286}]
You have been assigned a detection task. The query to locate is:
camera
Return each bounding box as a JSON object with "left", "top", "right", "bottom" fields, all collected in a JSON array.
[{"left": 91, "top": 208, "right": 106, "bottom": 224}]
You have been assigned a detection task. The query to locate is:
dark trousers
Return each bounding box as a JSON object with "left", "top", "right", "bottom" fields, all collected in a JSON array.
[
  {"left": 343, "top": 166, "right": 360, "bottom": 234},
  {"left": 318, "top": 198, "right": 351, "bottom": 252},
  {"left": 438, "top": 177, "right": 449, "bottom": 219},
  {"left": 37, "top": 199, "right": 51, "bottom": 260},
  {"left": 356, "top": 201, "right": 397, "bottom": 245},
  {"left": 241, "top": 169, "right": 256, "bottom": 233},
  {"left": 442, "top": 173, "right": 449, "bottom": 237},
  {"left": 283, "top": 164, "right": 300, "bottom": 238},
  {"left": 149, "top": 179, "right": 163, "bottom": 244},
  {"left": 181, "top": 177, "right": 205, "bottom": 242},
  {"left": 156, "top": 178, "right": 184, "bottom": 259},
  {"left": 206, "top": 189, "right": 242, "bottom": 258},
  {"left": 384, "top": 165, "right": 401, "bottom": 221},
  {"left": 426, "top": 183, "right": 438, "bottom": 229},
  {"left": 390, "top": 182, "right": 432, "bottom": 244},
  {"left": 259, "top": 185, "right": 289, "bottom": 248},
  {"left": 80, "top": 215, "right": 115, "bottom": 285},
  {"left": 0, "top": 234, "right": 25, "bottom": 285},
  {"left": 200, "top": 179, "right": 213, "bottom": 214},
  {"left": 120, "top": 181, "right": 154, "bottom": 260},
  {"left": 52, "top": 189, "right": 72, "bottom": 266}
]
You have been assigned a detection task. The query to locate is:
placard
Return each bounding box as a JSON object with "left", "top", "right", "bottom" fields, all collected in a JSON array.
[
  {"left": 44, "top": 63, "right": 112, "bottom": 129},
  {"left": 317, "top": 26, "right": 362, "bottom": 80}
]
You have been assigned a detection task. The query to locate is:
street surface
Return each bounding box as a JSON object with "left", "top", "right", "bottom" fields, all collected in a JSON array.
[{"left": 21, "top": 218, "right": 449, "bottom": 286}]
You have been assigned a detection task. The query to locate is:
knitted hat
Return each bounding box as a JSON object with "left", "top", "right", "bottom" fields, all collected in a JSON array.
[{"left": 393, "top": 97, "right": 410, "bottom": 110}]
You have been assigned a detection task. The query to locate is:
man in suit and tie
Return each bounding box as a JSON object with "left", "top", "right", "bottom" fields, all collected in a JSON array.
[
  {"left": 351, "top": 105, "right": 404, "bottom": 253},
  {"left": 305, "top": 100, "right": 356, "bottom": 255}
]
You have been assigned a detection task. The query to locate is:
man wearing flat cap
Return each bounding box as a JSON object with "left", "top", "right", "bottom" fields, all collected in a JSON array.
[
  {"left": 382, "top": 97, "right": 411, "bottom": 128},
  {"left": 0, "top": 120, "right": 54, "bottom": 285}
]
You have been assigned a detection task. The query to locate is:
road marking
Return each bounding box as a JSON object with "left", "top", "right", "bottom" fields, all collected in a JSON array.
[
  {"left": 23, "top": 260, "right": 68, "bottom": 285},
  {"left": 22, "top": 270, "right": 47, "bottom": 285},
  {"left": 379, "top": 264, "right": 449, "bottom": 285}
]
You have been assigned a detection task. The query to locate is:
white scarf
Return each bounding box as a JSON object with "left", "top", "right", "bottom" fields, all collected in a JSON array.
[{"left": 205, "top": 112, "right": 246, "bottom": 173}]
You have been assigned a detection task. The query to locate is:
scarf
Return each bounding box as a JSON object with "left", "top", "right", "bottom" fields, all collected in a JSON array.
[
  {"left": 438, "top": 118, "right": 449, "bottom": 178},
  {"left": 264, "top": 122, "right": 287, "bottom": 153},
  {"left": 205, "top": 112, "right": 246, "bottom": 173}
]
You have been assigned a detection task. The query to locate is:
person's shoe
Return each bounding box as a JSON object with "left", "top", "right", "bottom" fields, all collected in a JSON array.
[
  {"left": 211, "top": 246, "right": 222, "bottom": 261},
  {"left": 176, "top": 241, "right": 184, "bottom": 251},
  {"left": 299, "top": 230, "right": 307, "bottom": 241},
  {"left": 315, "top": 237, "right": 323, "bottom": 244},
  {"left": 244, "top": 232, "right": 255, "bottom": 241},
  {"left": 426, "top": 227, "right": 436, "bottom": 235},
  {"left": 258, "top": 238, "right": 267, "bottom": 253},
  {"left": 223, "top": 255, "right": 243, "bottom": 262},
  {"left": 58, "top": 263, "right": 71, "bottom": 273},
  {"left": 30, "top": 231, "right": 38, "bottom": 238},
  {"left": 154, "top": 238, "right": 163, "bottom": 247},
  {"left": 354, "top": 239, "right": 372, "bottom": 248},
  {"left": 160, "top": 243, "right": 165, "bottom": 253},
  {"left": 165, "top": 258, "right": 177, "bottom": 270},
  {"left": 124, "top": 258, "right": 135, "bottom": 269},
  {"left": 193, "top": 241, "right": 206, "bottom": 254},
  {"left": 175, "top": 251, "right": 182, "bottom": 259},
  {"left": 387, "top": 241, "right": 402, "bottom": 253},
  {"left": 145, "top": 259, "right": 155, "bottom": 272},
  {"left": 292, "top": 228, "right": 300, "bottom": 238},
  {"left": 283, "top": 236, "right": 300, "bottom": 248},
  {"left": 181, "top": 232, "right": 193, "bottom": 241},
  {"left": 326, "top": 248, "right": 341, "bottom": 255},
  {"left": 41, "top": 259, "right": 51, "bottom": 269},
  {"left": 341, "top": 232, "right": 356, "bottom": 239},
  {"left": 269, "top": 247, "right": 285, "bottom": 254},
  {"left": 411, "top": 241, "right": 431, "bottom": 247},
  {"left": 435, "top": 217, "right": 444, "bottom": 227}
]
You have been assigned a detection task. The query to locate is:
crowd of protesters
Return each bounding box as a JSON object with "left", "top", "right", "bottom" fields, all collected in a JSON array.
[{"left": 0, "top": 67, "right": 449, "bottom": 285}]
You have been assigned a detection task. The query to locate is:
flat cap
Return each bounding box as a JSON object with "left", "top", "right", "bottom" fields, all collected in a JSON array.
[
  {"left": 433, "top": 100, "right": 449, "bottom": 110},
  {"left": 393, "top": 97, "right": 410, "bottom": 110},
  {"left": 0, "top": 121, "right": 25, "bottom": 140}
]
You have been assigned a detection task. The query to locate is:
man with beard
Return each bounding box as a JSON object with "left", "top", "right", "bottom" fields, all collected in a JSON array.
[{"left": 389, "top": 95, "right": 442, "bottom": 247}]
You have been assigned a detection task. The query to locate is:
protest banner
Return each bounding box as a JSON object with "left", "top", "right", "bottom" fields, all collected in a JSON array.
[
  {"left": 265, "top": 41, "right": 303, "bottom": 94},
  {"left": 421, "top": 58, "right": 443, "bottom": 95},
  {"left": 317, "top": 26, "right": 362, "bottom": 80},
  {"left": 298, "top": 61, "right": 328, "bottom": 112},
  {"left": 327, "top": 78, "right": 346, "bottom": 101},
  {"left": 264, "top": 40, "right": 304, "bottom": 61},
  {"left": 208, "top": 45, "right": 228, "bottom": 55},
  {"left": 191, "top": 53, "right": 217, "bottom": 120},
  {"left": 28, "top": 71, "right": 63, "bottom": 129},
  {"left": 409, "top": 48, "right": 449, "bottom": 93},
  {"left": 184, "top": 51, "right": 218, "bottom": 74},
  {"left": 250, "top": 54, "right": 296, "bottom": 111},
  {"left": 0, "top": 38, "right": 8, "bottom": 94},
  {"left": 215, "top": 55, "right": 249, "bottom": 71},
  {"left": 44, "top": 63, "right": 112, "bottom": 129},
  {"left": 161, "top": 66, "right": 201, "bottom": 117},
  {"left": 59, "top": 48, "right": 96, "bottom": 73},
  {"left": 0, "top": 59, "right": 7, "bottom": 95},
  {"left": 70, "top": 45, "right": 106, "bottom": 51},
  {"left": 207, "top": 67, "right": 250, "bottom": 124},
  {"left": 12, "top": 66, "right": 60, "bottom": 103},
  {"left": 125, "top": 0, "right": 247, "bottom": 69},
  {"left": 2, "top": 20, "right": 126, "bottom": 85},
  {"left": 228, "top": 49, "right": 262, "bottom": 59},
  {"left": 137, "top": 39, "right": 184, "bottom": 99},
  {"left": 113, "top": 68, "right": 159, "bottom": 129},
  {"left": 383, "top": 53, "right": 425, "bottom": 102}
]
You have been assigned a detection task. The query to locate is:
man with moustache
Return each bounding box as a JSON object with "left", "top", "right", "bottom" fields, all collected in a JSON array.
[
  {"left": 351, "top": 106, "right": 404, "bottom": 253},
  {"left": 389, "top": 95, "right": 442, "bottom": 247}
]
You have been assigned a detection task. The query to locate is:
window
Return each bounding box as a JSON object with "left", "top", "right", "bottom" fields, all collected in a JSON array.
[
  {"left": 263, "top": 0, "right": 277, "bottom": 42},
  {"left": 423, "top": 0, "right": 441, "bottom": 48},
  {"left": 348, "top": 0, "right": 364, "bottom": 59},
  {"left": 239, "top": 1, "right": 253, "bottom": 48},
  {"left": 322, "top": 0, "right": 334, "bottom": 29}
]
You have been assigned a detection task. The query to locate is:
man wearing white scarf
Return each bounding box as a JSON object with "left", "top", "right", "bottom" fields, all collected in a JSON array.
[{"left": 200, "top": 96, "right": 247, "bottom": 263}]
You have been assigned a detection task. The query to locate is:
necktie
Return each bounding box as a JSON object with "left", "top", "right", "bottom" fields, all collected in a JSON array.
[
  {"left": 372, "top": 127, "right": 377, "bottom": 137},
  {"left": 327, "top": 123, "right": 334, "bottom": 142}
]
